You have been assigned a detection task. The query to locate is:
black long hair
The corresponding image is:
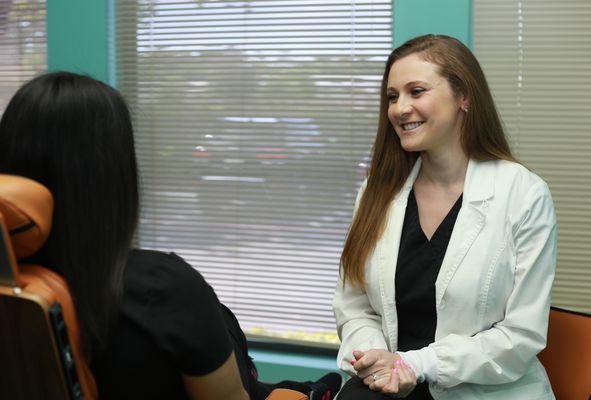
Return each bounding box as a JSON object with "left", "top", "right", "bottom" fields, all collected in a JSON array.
[{"left": 0, "top": 72, "right": 139, "bottom": 359}]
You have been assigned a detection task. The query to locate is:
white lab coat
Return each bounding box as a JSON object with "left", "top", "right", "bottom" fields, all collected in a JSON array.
[{"left": 333, "top": 158, "right": 557, "bottom": 399}]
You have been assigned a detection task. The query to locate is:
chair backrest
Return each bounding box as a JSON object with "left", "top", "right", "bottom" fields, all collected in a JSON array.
[
  {"left": 0, "top": 174, "right": 97, "bottom": 400},
  {"left": 538, "top": 306, "right": 591, "bottom": 400}
]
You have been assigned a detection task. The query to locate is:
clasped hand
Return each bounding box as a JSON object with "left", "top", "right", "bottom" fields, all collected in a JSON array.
[{"left": 351, "top": 349, "right": 417, "bottom": 398}]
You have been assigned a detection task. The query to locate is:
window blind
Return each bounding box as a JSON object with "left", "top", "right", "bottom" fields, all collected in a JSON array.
[
  {"left": 0, "top": 0, "right": 46, "bottom": 113},
  {"left": 115, "top": 0, "right": 392, "bottom": 343},
  {"left": 474, "top": 0, "right": 591, "bottom": 313}
]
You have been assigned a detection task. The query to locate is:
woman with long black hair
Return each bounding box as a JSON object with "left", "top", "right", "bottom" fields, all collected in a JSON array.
[{"left": 0, "top": 72, "right": 340, "bottom": 400}]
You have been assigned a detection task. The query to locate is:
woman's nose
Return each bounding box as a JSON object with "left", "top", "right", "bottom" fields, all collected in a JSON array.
[{"left": 394, "top": 97, "right": 412, "bottom": 120}]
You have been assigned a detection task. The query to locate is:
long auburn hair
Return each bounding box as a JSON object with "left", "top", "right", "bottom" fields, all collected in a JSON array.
[
  {"left": 0, "top": 72, "right": 139, "bottom": 359},
  {"left": 340, "top": 34, "right": 516, "bottom": 288}
]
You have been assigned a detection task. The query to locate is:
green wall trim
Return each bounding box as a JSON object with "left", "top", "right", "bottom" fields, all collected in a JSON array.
[
  {"left": 47, "top": 0, "right": 110, "bottom": 84},
  {"left": 393, "top": 0, "right": 472, "bottom": 49},
  {"left": 250, "top": 349, "right": 344, "bottom": 383}
]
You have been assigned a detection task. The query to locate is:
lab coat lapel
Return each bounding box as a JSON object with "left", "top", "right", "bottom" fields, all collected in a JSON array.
[
  {"left": 378, "top": 159, "right": 422, "bottom": 307},
  {"left": 435, "top": 160, "right": 495, "bottom": 308}
]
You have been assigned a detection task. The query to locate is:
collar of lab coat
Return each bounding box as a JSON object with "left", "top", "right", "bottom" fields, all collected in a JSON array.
[
  {"left": 378, "top": 156, "right": 496, "bottom": 311},
  {"left": 398, "top": 157, "right": 496, "bottom": 203}
]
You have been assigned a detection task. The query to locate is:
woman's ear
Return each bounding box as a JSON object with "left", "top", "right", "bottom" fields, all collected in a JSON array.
[{"left": 460, "top": 95, "right": 469, "bottom": 113}]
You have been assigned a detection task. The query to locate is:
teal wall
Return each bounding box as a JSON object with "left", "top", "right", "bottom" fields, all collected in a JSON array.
[
  {"left": 46, "top": 0, "right": 111, "bottom": 84},
  {"left": 393, "top": 0, "right": 472, "bottom": 48},
  {"left": 44, "top": 0, "right": 473, "bottom": 383},
  {"left": 250, "top": 349, "right": 344, "bottom": 383}
]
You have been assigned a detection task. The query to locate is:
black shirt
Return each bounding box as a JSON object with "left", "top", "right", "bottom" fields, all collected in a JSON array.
[
  {"left": 92, "top": 249, "right": 233, "bottom": 400},
  {"left": 394, "top": 190, "right": 462, "bottom": 400},
  {"left": 395, "top": 190, "right": 463, "bottom": 352}
]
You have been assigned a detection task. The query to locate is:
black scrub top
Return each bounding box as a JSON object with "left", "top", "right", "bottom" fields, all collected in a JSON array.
[
  {"left": 92, "top": 249, "right": 233, "bottom": 400},
  {"left": 395, "top": 189, "right": 463, "bottom": 352}
]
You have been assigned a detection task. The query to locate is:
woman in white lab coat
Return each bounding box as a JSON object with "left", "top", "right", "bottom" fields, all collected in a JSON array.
[{"left": 333, "top": 35, "right": 556, "bottom": 399}]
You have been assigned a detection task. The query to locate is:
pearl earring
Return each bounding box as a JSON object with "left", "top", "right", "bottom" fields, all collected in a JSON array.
[{"left": 462, "top": 106, "right": 469, "bottom": 113}]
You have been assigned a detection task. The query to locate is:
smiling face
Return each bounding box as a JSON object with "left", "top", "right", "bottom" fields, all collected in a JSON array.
[{"left": 387, "top": 53, "right": 467, "bottom": 155}]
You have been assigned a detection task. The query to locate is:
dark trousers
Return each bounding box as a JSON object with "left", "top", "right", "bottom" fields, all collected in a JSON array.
[{"left": 337, "top": 376, "right": 433, "bottom": 400}]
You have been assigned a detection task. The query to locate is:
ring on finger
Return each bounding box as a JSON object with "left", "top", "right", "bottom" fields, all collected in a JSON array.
[{"left": 372, "top": 372, "right": 380, "bottom": 381}]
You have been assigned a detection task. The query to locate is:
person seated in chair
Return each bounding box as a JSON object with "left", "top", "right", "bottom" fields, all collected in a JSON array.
[{"left": 0, "top": 72, "right": 341, "bottom": 400}]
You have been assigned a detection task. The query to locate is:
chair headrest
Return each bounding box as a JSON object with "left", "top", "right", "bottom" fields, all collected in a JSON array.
[{"left": 0, "top": 175, "right": 53, "bottom": 259}]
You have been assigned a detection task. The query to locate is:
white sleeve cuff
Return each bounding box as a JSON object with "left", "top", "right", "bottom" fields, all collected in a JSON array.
[{"left": 396, "top": 347, "right": 438, "bottom": 383}]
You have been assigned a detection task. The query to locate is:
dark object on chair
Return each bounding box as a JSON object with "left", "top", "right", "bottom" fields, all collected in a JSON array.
[
  {"left": 538, "top": 306, "right": 591, "bottom": 400},
  {"left": 0, "top": 174, "right": 97, "bottom": 399},
  {"left": 309, "top": 372, "right": 342, "bottom": 400}
]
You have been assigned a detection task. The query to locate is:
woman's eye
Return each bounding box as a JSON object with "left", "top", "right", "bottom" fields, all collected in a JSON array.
[
  {"left": 387, "top": 94, "right": 398, "bottom": 103},
  {"left": 411, "top": 87, "right": 425, "bottom": 96}
]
